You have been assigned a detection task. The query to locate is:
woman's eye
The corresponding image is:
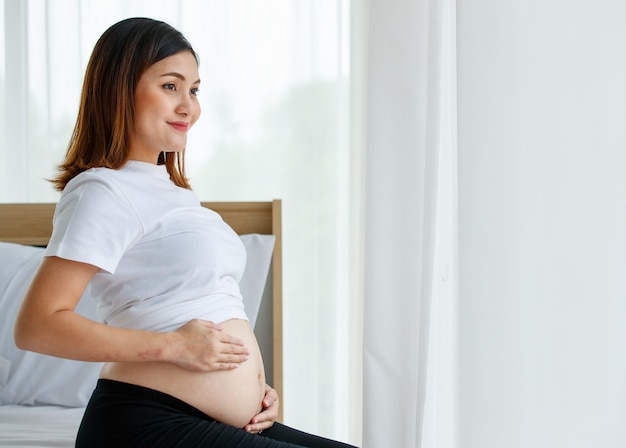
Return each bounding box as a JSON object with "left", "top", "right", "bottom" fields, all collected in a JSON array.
[
  {"left": 190, "top": 87, "right": 200, "bottom": 96},
  {"left": 163, "top": 83, "right": 176, "bottom": 91}
]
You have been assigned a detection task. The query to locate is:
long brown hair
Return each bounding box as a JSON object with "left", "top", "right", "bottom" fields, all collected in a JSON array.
[{"left": 52, "top": 18, "right": 198, "bottom": 191}]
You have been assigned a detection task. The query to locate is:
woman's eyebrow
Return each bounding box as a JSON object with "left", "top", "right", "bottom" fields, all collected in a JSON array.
[{"left": 160, "top": 72, "right": 201, "bottom": 84}]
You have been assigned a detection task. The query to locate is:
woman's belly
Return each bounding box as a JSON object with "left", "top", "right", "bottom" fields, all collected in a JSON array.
[{"left": 99, "top": 319, "right": 266, "bottom": 428}]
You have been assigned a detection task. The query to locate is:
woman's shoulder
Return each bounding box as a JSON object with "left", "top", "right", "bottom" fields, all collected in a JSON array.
[
  {"left": 62, "top": 167, "right": 128, "bottom": 202},
  {"left": 60, "top": 161, "right": 199, "bottom": 222},
  {"left": 49, "top": 167, "right": 146, "bottom": 273},
  {"left": 64, "top": 162, "right": 167, "bottom": 198}
]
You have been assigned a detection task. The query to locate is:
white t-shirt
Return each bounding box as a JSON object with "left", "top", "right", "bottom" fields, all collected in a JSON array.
[{"left": 46, "top": 160, "right": 249, "bottom": 332}]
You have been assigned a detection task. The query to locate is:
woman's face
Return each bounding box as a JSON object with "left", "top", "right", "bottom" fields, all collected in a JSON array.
[{"left": 129, "top": 51, "right": 201, "bottom": 163}]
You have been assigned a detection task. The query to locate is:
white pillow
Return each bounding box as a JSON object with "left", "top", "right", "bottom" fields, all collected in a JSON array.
[
  {"left": 0, "top": 242, "right": 101, "bottom": 407},
  {"left": 0, "top": 235, "right": 274, "bottom": 407},
  {"left": 239, "top": 234, "right": 275, "bottom": 328}
]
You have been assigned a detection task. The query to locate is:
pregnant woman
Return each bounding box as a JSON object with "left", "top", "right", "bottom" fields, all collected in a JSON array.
[{"left": 14, "top": 17, "right": 357, "bottom": 448}]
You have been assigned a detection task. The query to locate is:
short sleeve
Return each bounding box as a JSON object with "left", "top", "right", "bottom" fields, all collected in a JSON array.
[{"left": 45, "top": 171, "right": 143, "bottom": 273}]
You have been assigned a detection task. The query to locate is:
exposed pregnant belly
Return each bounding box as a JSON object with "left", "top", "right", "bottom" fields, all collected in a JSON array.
[{"left": 99, "top": 319, "right": 265, "bottom": 428}]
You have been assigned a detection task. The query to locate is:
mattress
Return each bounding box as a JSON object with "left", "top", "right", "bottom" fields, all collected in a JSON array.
[{"left": 0, "top": 405, "right": 84, "bottom": 447}]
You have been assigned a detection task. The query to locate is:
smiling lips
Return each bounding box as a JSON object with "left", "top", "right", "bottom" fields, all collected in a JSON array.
[{"left": 168, "top": 121, "right": 189, "bottom": 132}]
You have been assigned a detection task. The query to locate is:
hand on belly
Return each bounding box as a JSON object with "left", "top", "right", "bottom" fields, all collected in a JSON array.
[{"left": 101, "top": 319, "right": 266, "bottom": 428}]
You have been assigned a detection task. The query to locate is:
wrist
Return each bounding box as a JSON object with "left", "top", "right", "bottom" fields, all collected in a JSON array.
[{"left": 157, "top": 331, "right": 182, "bottom": 363}]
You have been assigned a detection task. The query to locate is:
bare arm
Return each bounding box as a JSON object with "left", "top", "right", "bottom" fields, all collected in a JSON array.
[{"left": 14, "top": 256, "right": 249, "bottom": 371}]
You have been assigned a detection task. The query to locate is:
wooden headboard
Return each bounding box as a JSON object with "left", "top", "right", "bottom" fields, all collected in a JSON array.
[{"left": 0, "top": 200, "right": 283, "bottom": 419}]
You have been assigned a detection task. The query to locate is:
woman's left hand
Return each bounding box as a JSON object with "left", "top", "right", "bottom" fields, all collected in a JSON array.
[{"left": 245, "top": 384, "right": 279, "bottom": 434}]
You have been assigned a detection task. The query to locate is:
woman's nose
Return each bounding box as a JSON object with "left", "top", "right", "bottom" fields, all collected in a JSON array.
[
  {"left": 176, "top": 95, "right": 200, "bottom": 123},
  {"left": 176, "top": 98, "right": 189, "bottom": 116},
  {"left": 176, "top": 94, "right": 196, "bottom": 116}
]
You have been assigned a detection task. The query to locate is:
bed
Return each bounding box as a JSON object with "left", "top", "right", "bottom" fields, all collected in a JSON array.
[{"left": 0, "top": 200, "right": 283, "bottom": 447}]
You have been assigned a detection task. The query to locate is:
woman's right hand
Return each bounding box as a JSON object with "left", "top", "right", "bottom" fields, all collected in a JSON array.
[{"left": 170, "top": 319, "right": 250, "bottom": 372}]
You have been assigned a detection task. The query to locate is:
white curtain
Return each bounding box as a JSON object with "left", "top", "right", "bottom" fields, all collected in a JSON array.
[
  {"left": 360, "top": 1, "right": 626, "bottom": 447},
  {"left": 1, "top": 0, "right": 361, "bottom": 445},
  {"left": 359, "top": 0, "right": 458, "bottom": 447},
  {"left": 457, "top": 1, "right": 626, "bottom": 447}
]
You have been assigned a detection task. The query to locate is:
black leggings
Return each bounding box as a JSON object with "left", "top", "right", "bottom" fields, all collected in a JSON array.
[{"left": 75, "top": 379, "right": 358, "bottom": 448}]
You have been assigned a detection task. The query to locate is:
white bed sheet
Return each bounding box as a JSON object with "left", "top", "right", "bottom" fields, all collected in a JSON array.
[{"left": 0, "top": 405, "right": 84, "bottom": 447}]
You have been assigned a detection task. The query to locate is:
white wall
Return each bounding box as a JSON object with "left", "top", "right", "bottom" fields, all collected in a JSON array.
[{"left": 457, "top": 1, "right": 626, "bottom": 447}]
